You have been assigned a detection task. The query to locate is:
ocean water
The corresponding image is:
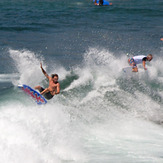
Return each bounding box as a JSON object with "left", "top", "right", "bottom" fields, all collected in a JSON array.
[{"left": 0, "top": 0, "right": 163, "bottom": 162}]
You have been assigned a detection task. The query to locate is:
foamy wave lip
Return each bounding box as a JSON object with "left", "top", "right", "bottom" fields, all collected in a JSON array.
[
  {"left": 65, "top": 47, "right": 128, "bottom": 91},
  {"left": 9, "top": 49, "right": 44, "bottom": 86},
  {"left": 9, "top": 49, "right": 69, "bottom": 87}
]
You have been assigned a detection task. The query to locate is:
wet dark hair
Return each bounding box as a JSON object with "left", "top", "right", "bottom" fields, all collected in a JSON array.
[
  {"left": 99, "top": 0, "right": 103, "bottom": 5},
  {"left": 51, "top": 74, "right": 59, "bottom": 78}
]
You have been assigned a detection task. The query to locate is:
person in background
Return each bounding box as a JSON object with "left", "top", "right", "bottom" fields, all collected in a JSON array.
[
  {"left": 128, "top": 54, "right": 153, "bottom": 72},
  {"left": 94, "top": 0, "right": 112, "bottom": 6},
  {"left": 99, "top": 0, "right": 104, "bottom": 5}
]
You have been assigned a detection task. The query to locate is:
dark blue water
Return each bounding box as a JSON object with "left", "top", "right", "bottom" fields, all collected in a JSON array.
[
  {"left": 0, "top": 0, "right": 163, "bottom": 162},
  {"left": 0, "top": 0, "right": 163, "bottom": 72}
]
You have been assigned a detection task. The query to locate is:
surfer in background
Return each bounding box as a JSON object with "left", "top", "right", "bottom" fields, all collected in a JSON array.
[
  {"left": 95, "top": 0, "right": 103, "bottom": 5},
  {"left": 94, "top": 0, "right": 112, "bottom": 6},
  {"left": 161, "top": 38, "right": 163, "bottom": 41},
  {"left": 128, "top": 54, "right": 153, "bottom": 72},
  {"left": 34, "top": 63, "right": 60, "bottom": 100}
]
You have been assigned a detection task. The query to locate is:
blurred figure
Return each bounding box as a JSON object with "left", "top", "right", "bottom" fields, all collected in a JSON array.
[{"left": 128, "top": 54, "right": 153, "bottom": 72}]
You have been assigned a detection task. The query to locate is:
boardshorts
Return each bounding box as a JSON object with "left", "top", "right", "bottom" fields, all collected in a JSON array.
[
  {"left": 40, "top": 87, "right": 54, "bottom": 100},
  {"left": 128, "top": 58, "right": 137, "bottom": 68}
]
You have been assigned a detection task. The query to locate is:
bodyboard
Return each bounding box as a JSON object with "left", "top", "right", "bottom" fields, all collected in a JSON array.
[{"left": 18, "top": 84, "right": 47, "bottom": 105}]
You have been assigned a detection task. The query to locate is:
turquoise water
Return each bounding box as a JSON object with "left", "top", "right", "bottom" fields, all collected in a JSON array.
[{"left": 0, "top": 0, "right": 163, "bottom": 162}]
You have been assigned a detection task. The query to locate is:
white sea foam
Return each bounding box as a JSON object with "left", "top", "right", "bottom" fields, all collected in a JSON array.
[{"left": 0, "top": 48, "right": 163, "bottom": 162}]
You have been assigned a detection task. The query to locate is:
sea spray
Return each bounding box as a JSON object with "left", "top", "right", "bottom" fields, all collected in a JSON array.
[{"left": 0, "top": 48, "right": 162, "bottom": 162}]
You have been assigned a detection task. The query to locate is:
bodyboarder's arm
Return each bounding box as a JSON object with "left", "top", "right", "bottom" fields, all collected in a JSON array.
[
  {"left": 40, "top": 88, "right": 49, "bottom": 95},
  {"left": 40, "top": 63, "right": 50, "bottom": 79},
  {"left": 142, "top": 61, "right": 147, "bottom": 70}
]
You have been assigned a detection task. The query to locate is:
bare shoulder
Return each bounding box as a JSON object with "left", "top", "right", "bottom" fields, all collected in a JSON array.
[
  {"left": 57, "top": 82, "right": 60, "bottom": 86},
  {"left": 48, "top": 76, "right": 52, "bottom": 80}
]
